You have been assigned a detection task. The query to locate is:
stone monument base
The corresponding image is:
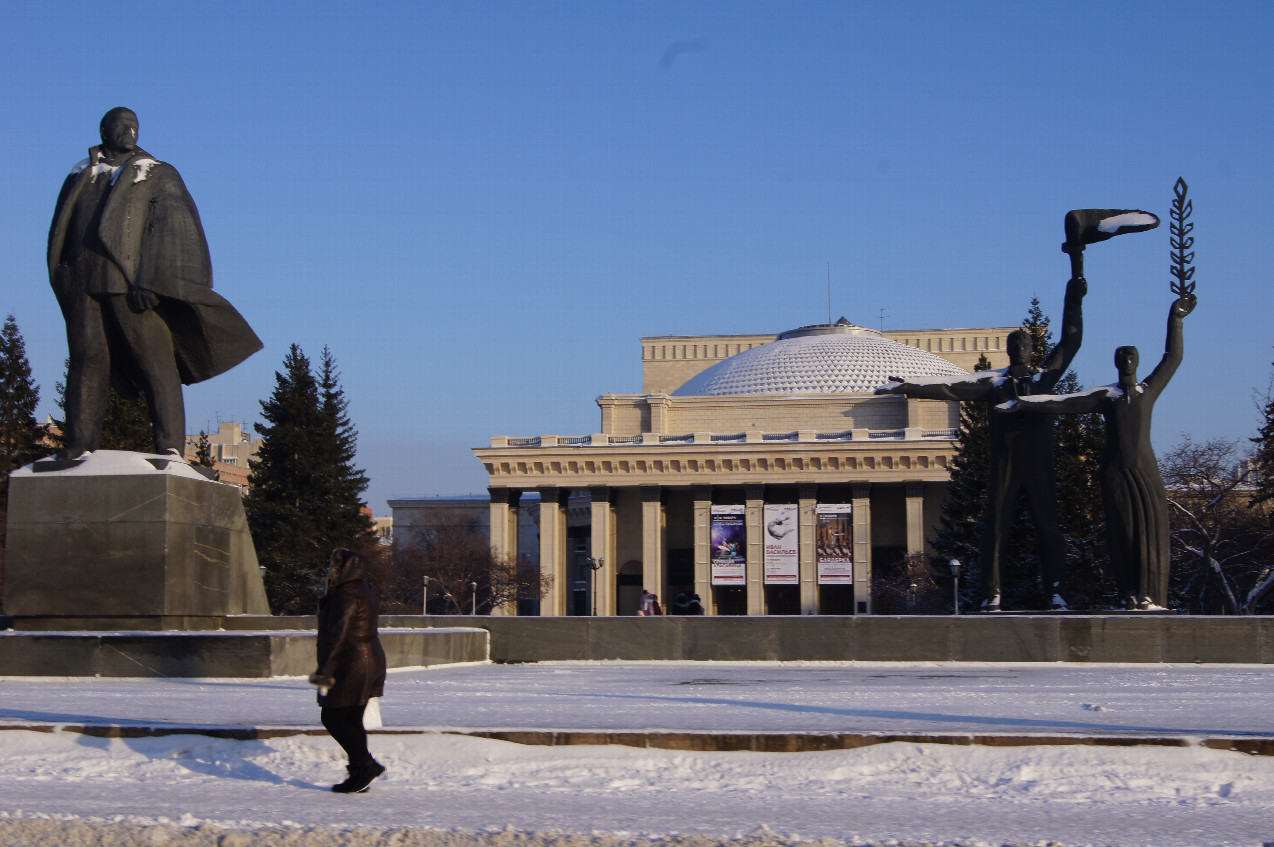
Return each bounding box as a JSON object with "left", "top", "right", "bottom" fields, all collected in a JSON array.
[{"left": 4, "top": 451, "right": 269, "bottom": 620}]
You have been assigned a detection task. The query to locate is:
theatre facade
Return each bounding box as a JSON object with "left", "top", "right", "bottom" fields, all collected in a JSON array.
[{"left": 473, "top": 319, "right": 1013, "bottom": 616}]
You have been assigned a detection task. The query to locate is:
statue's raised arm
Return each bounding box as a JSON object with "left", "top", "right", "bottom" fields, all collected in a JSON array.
[{"left": 1143, "top": 294, "right": 1196, "bottom": 397}]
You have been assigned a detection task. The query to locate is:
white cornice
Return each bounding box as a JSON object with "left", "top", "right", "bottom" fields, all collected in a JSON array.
[{"left": 473, "top": 438, "right": 955, "bottom": 487}]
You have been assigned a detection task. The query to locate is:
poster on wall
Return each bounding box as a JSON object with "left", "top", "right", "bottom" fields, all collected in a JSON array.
[
  {"left": 763, "top": 504, "right": 799, "bottom": 584},
  {"left": 816, "top": 503, "right": 854, "bottom": 585},
  {"left": 710, "top": 505, "right": 746, "bottom": 585}
]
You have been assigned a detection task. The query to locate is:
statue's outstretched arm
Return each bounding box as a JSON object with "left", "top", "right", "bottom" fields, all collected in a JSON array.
[{"left": 874, "top": 371, "right": 997, "bottom": 402}]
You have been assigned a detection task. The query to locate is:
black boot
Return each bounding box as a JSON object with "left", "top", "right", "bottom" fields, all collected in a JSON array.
[
  {"left": 330, "top": 765, "right": 356, "bottom": 793},
  {"left": 335, "top": 759, "right": 386, "bottom": 794}
]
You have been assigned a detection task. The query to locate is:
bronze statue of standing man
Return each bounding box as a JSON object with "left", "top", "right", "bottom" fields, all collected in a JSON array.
[{"left": 48, "top": 107, "right": 261, "bottom": 459}]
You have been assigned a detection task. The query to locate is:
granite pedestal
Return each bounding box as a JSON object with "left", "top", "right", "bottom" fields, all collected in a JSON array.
[{"left": 4, "top": 451, "right": 269, "bottom": 622}]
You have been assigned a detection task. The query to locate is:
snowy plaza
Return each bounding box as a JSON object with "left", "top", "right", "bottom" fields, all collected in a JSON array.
[{"left": 2, "top": 659, "right": 1274, "bottom": 846}]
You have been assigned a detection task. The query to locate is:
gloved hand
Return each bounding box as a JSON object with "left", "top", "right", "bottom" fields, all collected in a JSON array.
[{"left": 308, "top": 673, "right": 335, "bottom": 696}]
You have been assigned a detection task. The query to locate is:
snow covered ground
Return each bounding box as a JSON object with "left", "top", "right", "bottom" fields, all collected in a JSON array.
[{"left": 2, "top": 660, "right": 1274, "bottom": 846}]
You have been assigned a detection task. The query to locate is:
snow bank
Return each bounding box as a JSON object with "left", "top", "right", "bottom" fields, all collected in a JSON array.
[
  {"left": 5, "top": 730, "right": 1274, "bottom": 846},
  {"left": 0, "top": 816, "right": 1012, "bottom": 847}
]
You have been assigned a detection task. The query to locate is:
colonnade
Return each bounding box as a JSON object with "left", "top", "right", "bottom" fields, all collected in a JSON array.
[{"left": 489, "top": 481, "right": 936, "bottom": 616}]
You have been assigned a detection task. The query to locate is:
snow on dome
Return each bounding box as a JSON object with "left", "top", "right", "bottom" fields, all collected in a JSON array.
[{"left": 672, "top": 319, "right": 969, "bottom": 396}]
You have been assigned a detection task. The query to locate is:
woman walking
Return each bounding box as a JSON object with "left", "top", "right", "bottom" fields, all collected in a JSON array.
[{"left": 309, "top": 548, "right": 387, "bottom": 793}]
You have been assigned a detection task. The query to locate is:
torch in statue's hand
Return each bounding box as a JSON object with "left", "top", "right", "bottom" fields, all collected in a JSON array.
[{"left": 1062, "top": 208, "right": 1161, "bottom": 280}]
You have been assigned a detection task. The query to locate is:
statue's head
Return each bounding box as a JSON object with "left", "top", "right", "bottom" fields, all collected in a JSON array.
[
  {"left": 1006, "top": 329, "right": 1033, "bottom": 367},
  {"left": 1115, "top": 345, "right": 1139, "bottom": 382},
  {"left": 99, "top": 107, "right": 139, "bottom": 155}
]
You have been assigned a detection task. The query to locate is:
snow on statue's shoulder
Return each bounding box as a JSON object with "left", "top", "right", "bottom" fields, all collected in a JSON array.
[{"left": 132, "top": 158, "right": 160, "bottom": 183}]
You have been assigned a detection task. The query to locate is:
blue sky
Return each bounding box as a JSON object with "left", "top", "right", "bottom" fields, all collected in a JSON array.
[{"left": 3, "top": 2, "right": 1271, "bottom": 513}]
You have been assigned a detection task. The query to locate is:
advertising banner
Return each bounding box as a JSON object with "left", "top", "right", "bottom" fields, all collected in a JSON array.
[
  {"left": 710, "top": 505, "right": 746, "bottom": 585},
  {"left": 815, "top": 503, "right": 854, "bottom": 585},
  {"left": 763, "top": 503, "right": 799, "bottom": 584}
]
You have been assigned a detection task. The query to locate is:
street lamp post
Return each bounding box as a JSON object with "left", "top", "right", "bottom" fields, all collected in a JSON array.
[
  {"left": 586, "top": 557, "right": 605, "bottom": 616},
  {"left": 422, "top": 576, "right": 430, "bottom": 616},
  {"left": 470, "top": 582, "right": 478, "bottom": 615},
  {"left": 949, "top": 559, "right": 962, "bottom": 615}
]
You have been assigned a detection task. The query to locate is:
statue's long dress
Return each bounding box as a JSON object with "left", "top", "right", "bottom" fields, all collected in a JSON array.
[{"left": 1099, "top": 385, "right": 1172, "bottom": 605}]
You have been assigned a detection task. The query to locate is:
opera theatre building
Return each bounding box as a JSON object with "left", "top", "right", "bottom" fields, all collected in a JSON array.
[{"left": 473, "top": 319, "right": 1012, "bottom": 617}]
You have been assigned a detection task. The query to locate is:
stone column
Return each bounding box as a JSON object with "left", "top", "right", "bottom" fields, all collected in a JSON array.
[
  {"left": 798, "top": 483, "right": 818, "bottom": 615},
  {"left": 745, "top": 484, "right": 765, "bottom": 615},
  {"left": 488, "top": 488, "right": 521, "bottom": 617},
  {"left": 904, "top": 481, "right": 926, "bottom": 556},
  {"left": 640, "top": 486, "right": 665, "bottom": 601},
  {"left": 538, "top": 487, "right": 568, "bottom": 616},
  {"left": 488, "top": 487, "right": 521, "bottom": 563},
  {"left": 589, "top": 487, "right": 616, "bottom": 616},
  {"left": 692, "top": 485, "right": 713, "bottom": 613},
  {"left": 851, "top": 482, "right": 873, "bottom": 615}
]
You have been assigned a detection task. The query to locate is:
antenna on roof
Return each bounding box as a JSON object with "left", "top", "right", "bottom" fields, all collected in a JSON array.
[
  {"left": 826, "top": 263, "right": 832, "bottom": 324},
  {"left": 879, "top": 308, "right": 889, "bottom": 332}
]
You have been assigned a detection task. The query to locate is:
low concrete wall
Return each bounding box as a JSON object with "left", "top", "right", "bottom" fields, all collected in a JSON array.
[
  {"left": 0, "top": 627, "right": 488, "bottom": 678},
  {"left": 407, "top": 615, "right": 1274, "bottom": 664},
  {"left": 5, "top": 615, "right": 1270, "bottom": 673}
]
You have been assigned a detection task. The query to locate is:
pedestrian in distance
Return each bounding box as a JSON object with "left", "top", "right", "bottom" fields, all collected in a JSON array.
[
  {"left": 637, "top": 589, "right": 663, "bottom": 615},
  {"left": 309, "top": 548, "right": 387, "bottom": 794}
]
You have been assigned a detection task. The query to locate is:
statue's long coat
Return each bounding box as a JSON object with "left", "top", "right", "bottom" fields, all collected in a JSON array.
[{"left": 47, "top": 146, "right": 262, "bottom": 390}]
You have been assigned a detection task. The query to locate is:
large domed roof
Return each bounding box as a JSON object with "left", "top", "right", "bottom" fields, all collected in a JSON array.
[{"left": 672, "top": 319, "right": 968, "bottom": 396}]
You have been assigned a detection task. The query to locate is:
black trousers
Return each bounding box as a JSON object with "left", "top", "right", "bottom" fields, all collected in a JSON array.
[{"left": 320, "top": 704, "right": 370, "bottom": 767}]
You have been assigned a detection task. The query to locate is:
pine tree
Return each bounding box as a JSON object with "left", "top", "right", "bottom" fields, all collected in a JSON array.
[
  {"left": 316, "top": 347, "right": 372, "bottom": 542},
  {"left": 194, "top": 431, "right": 217, "bottom": 475},
  {"left": 0, "top": 316, "right": 45, "bottom": 490},
  {"left": 1251, "top": 357, "right": 1274, "bottom": 509},
  {"left": 245, "top": 344, "right": 371, "bottom": 614},
  {"left": 0, "top": 315, "right": 44, "bottom": 611},
  {"left": 100, "top": 389, "right": 155, "bottom": 452},
  {"left": 931, "top": 353, "right": 992, "bottom": 610},
  {"left": 1052, "top": 369, "right": 1114, "bottom": 609}
]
